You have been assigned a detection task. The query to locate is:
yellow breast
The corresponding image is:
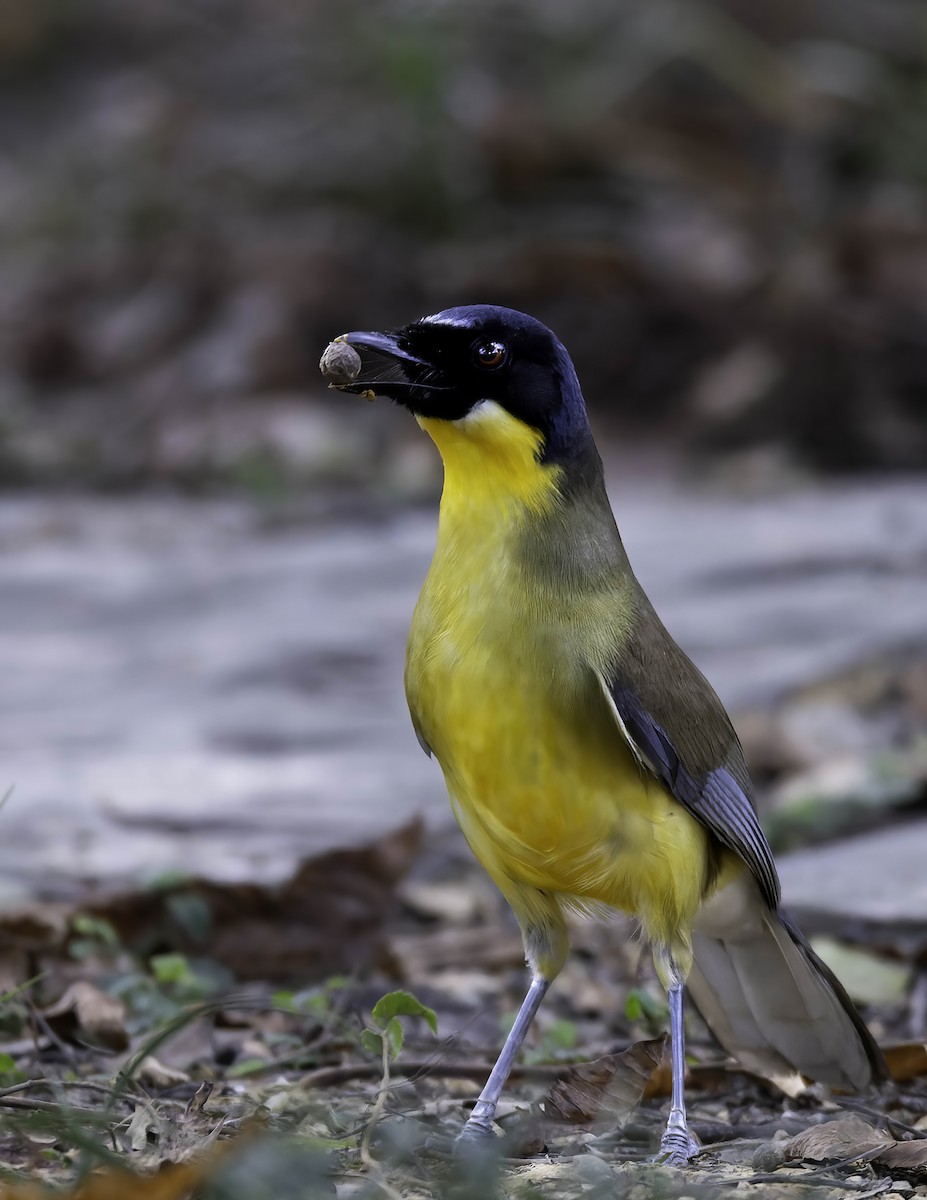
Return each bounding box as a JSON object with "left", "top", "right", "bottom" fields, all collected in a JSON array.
[{"left": 405, "top": 404, "right": 712, "bottom": 947}]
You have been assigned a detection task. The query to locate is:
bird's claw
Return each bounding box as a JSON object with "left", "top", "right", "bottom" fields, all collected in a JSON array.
[
  {"left": 454, "top": 1111, "right": 497, "bottom": 1156},
  {"left": 652, "top": 1115, "right": 700, "bottom": 1166}
]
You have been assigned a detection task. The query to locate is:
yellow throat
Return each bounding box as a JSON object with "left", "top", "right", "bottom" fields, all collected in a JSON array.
[{"left": 418, "top": 401, "right": 562, "bottom": 522}]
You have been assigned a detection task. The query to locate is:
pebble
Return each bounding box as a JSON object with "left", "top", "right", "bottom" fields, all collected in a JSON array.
[
  {"left": 574, "top": 1155, "right": 615, "bottom": 1184},
  {"left": 319, "top": 338, "right": 361, "bottom": 385}
]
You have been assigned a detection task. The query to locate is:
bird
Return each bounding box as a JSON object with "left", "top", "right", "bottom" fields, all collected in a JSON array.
[{"left": 320, "top": 304, "right": 885, "bottom": 1163}]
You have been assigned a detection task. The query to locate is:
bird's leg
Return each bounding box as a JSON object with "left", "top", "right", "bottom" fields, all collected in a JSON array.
[
  {"left": 456, "top": 974, "right": 550, "bottom": 1145},
  {"left": 655, "top": 961, "right": 700, "bottom": 1165}
]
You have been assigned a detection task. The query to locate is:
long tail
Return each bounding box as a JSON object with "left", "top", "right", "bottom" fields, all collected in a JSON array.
[{"left": 687, "top": 876, "right": 886, "bottom": 1090}]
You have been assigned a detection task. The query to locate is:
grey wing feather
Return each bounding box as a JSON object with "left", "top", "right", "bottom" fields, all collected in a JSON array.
[{"left": 603, "top": 681, "right": 781, "bottom": 909}]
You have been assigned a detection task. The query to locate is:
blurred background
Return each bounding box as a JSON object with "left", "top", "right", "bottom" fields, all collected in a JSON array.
[
  {"left": 0, "top": 0, "right": 926, "bottom": 899},
  {"left": 1, "top": 3, "right": 927, "bottom": 1189}
]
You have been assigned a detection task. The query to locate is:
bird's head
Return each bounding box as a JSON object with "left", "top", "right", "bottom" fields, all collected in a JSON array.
[{"left": 329, "top": 306, "right": 597, "bottom": 479}]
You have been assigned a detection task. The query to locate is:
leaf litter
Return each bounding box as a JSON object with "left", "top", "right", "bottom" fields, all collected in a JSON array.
[{"left": 0, "top": 818, "right": 925, "bottom": 1199}]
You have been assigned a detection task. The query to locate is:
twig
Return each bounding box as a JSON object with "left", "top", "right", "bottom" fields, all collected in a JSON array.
[
  {"left": 0, "top": 1036, "right": 51, "bottom": 1057},
  {"left": 301, "top": 1058, "right": 566, "bottom": 1091},
  {"left": 0, "top": 1079, "right": 45, "bottom": 1099},
  {"left": 0, "top": 1095, "right": 102, "bottom": 1116},
  {"left": 715, "top": 1174, "right": 890, "bottom": 1193},
  {"left": 0, "top": 1077, "right": 137, "bottom": 1104}
]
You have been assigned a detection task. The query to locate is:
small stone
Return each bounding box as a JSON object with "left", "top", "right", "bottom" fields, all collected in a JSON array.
[
  {"left": 574, "top": 1154, "right": 614, "bottom": 1184},
  {"left": 753, "top": 1143, "right": 785, "bottom": 1172},
  {"left": 319, "top": 338, "right": 362, "bottom": 386}
]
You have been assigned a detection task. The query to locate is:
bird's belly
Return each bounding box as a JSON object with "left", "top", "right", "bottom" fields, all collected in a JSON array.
[{"left": 407, "top": 619, "right": 710, "bottom": 934}]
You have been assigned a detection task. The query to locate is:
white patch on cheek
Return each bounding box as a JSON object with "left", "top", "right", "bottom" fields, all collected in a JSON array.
[{"left": 453, "top": 399, "right": 505, "bottom": 427}]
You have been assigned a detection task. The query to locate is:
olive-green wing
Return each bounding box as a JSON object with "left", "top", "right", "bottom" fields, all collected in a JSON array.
[{"left": 600, "top": 672, "right": 780, "bottom": 910}]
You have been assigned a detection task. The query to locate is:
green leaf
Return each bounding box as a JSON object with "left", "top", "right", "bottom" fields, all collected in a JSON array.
[
  {"left": 624, "top": 991, "right": 644, "bottom": 1022},
  {"left": 227, "top": 1057, "right": 271, "bottom": 1078},
  {"left": 72, "top": 913, "right": 120, "bottom": 948},
  {"left": 371, "top": 990, "right": 438, "bottom": 1035},
  {"left": 165, "top": 892, "right": 212, "bottom": 942},
  {"left": 149, "top": 952, "right": 190, "bottom": 985},
  {"left": 543, "top": 1018, "right": 578, "bottom": 1051},
  {"left": 0, "top": 1051, "right": 27, "bottom": 1086},
  {"left": 360, "top": 1028, "right": 383, "bottom": 1057},
  {"left": 383, "top": 1016, "right": 403, "bottom": 1058}
]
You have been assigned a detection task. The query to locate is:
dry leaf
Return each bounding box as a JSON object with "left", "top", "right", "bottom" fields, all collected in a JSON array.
[
  {"left": 0, "top": 904, "right": 70, "bottom": 950},
  {"left": 1, "top": 1154, "right": 217, "bottom": 1200},
  {"left": 81, "top": 817, "right": 424, "bottom": 982},
  {"left": 127, "top": 1104, "right": 163, "bottom": 1153},
  {"left": 883, "top": 1042, "right": 927, "bottom": 1083},
  {"left": 399, "top": 880, "right": 484, "bottom": 924},
  {"left": 784, "top": 1115, "right": 894, "bottom": 1163},
  {"left": 136, "top": 1055, "right": 191, "bottom": 1089},
  {"left": 43, "top": 981, "right": 129, "bottom": 1051},
  {"left": 784, "top": 1114, "right": 927, "bottom": 1181},
  {"left": 878, "top": 1140, "right": 927, "bottom": 1176},
  {"left": 184, "top": 1081, "right": 214, "bottom": 1117},
  {"left": 542, "top": 1037, "right": 665, "bottom": 1123},
  {"left": 0, "top": 821, "right": 424, "bottom": 993}
]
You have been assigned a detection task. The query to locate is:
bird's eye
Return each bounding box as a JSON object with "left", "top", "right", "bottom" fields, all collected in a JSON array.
[{"left": 472, "top": 340, "right": 508, "bottom": 369}]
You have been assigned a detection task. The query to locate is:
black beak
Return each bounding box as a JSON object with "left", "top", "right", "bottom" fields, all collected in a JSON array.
[
  {"left": 336, "top": 330, "right": 432, "bottom": 398},
  {"left": 343, "top": 331, "right": 424, "bottom": 367}
]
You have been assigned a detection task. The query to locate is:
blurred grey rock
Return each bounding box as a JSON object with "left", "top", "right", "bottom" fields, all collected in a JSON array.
[{"left": 779, "top": 819, "right": 927, "bottom": 927}]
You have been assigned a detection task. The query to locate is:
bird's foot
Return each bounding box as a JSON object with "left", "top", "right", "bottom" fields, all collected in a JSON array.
[
  {"left": 652, "top": 1113, "right": 700, "bottom": 1166},
  {"left": 454, "top": 1106, "right": 498, "bottom": 1156}
]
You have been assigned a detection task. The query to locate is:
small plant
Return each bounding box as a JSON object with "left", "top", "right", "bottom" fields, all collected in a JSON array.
[
  {"left": 523, "top": 1016, "right": 579, "bottom": 1065},
  {"left": 359, "top": 990, "right": 437, "bottom": 1166},
  {"left": 360, "top": 990, "right": 438, "bottom": 1062},
  {"left": 149, "top": 951, "right": 217, "bottom": 1002},
  {"left": 68, "top": 913, "right": 121, "bottom": 962},
  {"left": 625, "top": 986, "right": 670, "bottom": 1034}
]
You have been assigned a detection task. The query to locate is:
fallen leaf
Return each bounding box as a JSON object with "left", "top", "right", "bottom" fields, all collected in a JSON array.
[
  {"left": 883, "top": 1042, "right": 927, "bottom": 1083},
  {"left": 809, "top": 938, "right": 911, "bottom": 1006},
  {"left": 0, "top": 904, "right": 70, "bottom": 949},
  {"left": 879, "top": 1140, "right": 927, "bottom": 1176},
  {"left": 399, "top": 880, "right": 484, "bottom": 924},
  {"left": 184, "top": 1080, "right": 214, "bottom": 1117},
  {"left": 136, "top": 1055, "right": 191, "bottom": 1089},
  {"left": 542, "top": 1037, "right": 665, "bottom": 1123},
  {"left": 0, "top": 1159, "right": 206, "bottom": 1200},
  {"left": 784, "top": 1115, "right": 894, "bottom": 1163},
  {"left": 783, "top": 1115, "right": 927, "bottom": 1183},
  {"left": 127, "top": 1104, "right": 163, "bottom": 1153},
  {"left": 43, "top": 981, "right": 128, "bottom": 1051},
  {"left": 81, "top": 818, "right": 425, "bottom": 982}
]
